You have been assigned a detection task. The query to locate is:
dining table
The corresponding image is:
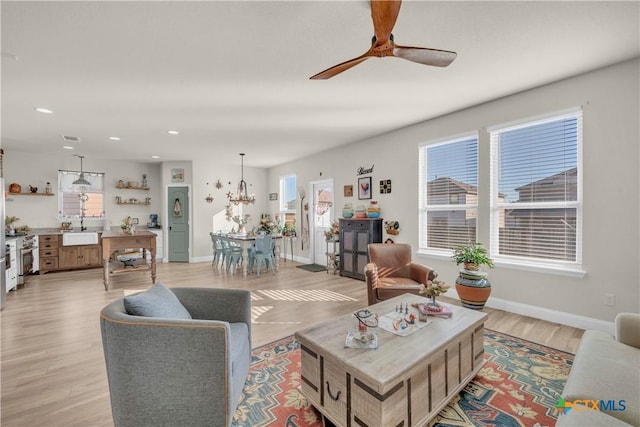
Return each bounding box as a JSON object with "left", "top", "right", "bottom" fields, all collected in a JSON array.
[{"left": 225, "top": 234, "right": 282, "bottom": 277}]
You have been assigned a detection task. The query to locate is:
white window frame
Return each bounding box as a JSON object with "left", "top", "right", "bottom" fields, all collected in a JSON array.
[
  {"left": 418, "top": 134, "right": 479, "bottom": 257},
  {"left": 58, "top": 170, "right": 105, "bottom": 219},
  {"left": 489, "top": 109, "right": 583, "bottom": 276}
]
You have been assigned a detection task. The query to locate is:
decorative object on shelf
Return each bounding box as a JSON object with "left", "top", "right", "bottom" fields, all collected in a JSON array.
[
  {"left": 225, "top": 204, "right": 251, "bottom": 234},
  {"left": 29, "top": 185, "right": 38, "bottom": 193},
  {"left": 227, "top": 153, "right": 255, "bottom": 205},
  {"left": 72, "top": 155, "right": 91, "bottom": 186},
  {"left": 205, "top": 194, "right": 214, "bottom": 203},
  {"left": 380, "top": 179, "right": 392, "bottom": 194},
  {"left": 5, "top": 215, "right": 19, "bottom": 234},
  {"left": 344, "top": 185, "right": 353, "bottom": 197},
  {"left": 366, "top": 200, "right": 380, "bottom": 218},
  {"left": 324, "top": 220, "right": 340, "bottom": 241},
  {"left": 145, "top": 197, "right": 151, "bottom": 204},
  {"left": 171, "top": 168, "right": 184, "bottom": 183},
  {"left": 419, "top": 277, "right": 450, "bottom": 311},
  {"left": 142, "top": 173, "right": 148, "bottom": 189},
  {"left": 358, "top": 176, "right": 372, "bottom": 200},
  {"left": 354, "top": 204, "right": 367, "bottom": 218},
  {"left": 117, "top": 180, "right": 125, "bottom": 188},
  {"left": 342, "top": 202, "right": 354, "bottom": 218},
  {"left": 384, "top": 220, "right": 400, "bottom": 235},
  {"left": 121, "top": 216, "right": 136, "bottom": 235},
  {"left": 8, "top": 183, "right": 21, "bottom": 193},
  {"left": 45, "top": 182, "right": 52, "bottom": 194},
  {"left": 215, "top": 179, "right": 223, "bottom": 189},
  {"left": 452, "top": 242, "right": 494, "bottom": 310}
]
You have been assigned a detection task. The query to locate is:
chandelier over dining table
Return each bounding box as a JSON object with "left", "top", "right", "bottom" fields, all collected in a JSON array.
[{"left": 227, "top": 153, "right": 255, "bottom": 205}]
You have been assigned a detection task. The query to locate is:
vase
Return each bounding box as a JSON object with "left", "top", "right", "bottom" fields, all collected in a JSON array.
[
  {"left": 426, "top": 295, "right": 442, "bottom": 311},
  {"left": 455, "top": 270, "right": 491, "bottom": 310}
]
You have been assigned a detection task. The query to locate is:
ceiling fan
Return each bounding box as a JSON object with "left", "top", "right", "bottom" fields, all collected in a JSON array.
[{"left": 310, "top": 0, "right": 456, "bottom": 80}]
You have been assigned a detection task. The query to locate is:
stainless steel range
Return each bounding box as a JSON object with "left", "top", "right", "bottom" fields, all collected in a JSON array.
[{"left": 17, "top": 234, "right": 36, "bottom": 285}]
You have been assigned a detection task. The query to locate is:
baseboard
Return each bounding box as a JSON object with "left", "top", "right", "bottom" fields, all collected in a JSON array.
[{"left": 446, "top": 293, "right": 615, "bottom": 335}]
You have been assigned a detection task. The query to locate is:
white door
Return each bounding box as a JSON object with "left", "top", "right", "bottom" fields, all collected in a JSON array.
[{"left": 311, "top": 180, "right": 334, "bottom": 266}]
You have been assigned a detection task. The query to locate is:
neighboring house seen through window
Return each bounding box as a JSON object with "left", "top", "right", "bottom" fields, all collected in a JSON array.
[
  {"left": 279, "top": 174, "right": 297, "bottom": 230},
  {"left": 58, "top": 170, "right": 105, "bottom": 219}
]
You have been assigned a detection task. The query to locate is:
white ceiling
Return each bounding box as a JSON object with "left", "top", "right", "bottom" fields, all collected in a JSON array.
[{"left": 2, "top": 1, "right": 639, "bottom": 168}]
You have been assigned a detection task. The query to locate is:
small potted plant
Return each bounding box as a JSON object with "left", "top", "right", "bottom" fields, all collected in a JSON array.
[
  {"left": 451, "top": 243, "right": 494, "bottom": 271},
  {"left": 451, "top": 243, "right": 494, "bottom": 310}
]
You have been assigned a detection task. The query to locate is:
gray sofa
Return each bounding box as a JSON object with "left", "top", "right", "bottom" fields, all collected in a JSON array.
[
  {"left": 558, "top": 313, "right": 640, "bottom": 426},
  {"left": 100, "top": 287, "right": 251, "bottom": 427}
]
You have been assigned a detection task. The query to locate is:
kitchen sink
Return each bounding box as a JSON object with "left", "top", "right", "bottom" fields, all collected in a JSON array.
[{"left": 62, "top": 232, "right": 99, "bottom": 246}]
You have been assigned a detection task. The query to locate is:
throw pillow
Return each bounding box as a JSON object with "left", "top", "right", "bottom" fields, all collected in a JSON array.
[{"left": 124, "top": 283, "right": 192, "bottom": 319}]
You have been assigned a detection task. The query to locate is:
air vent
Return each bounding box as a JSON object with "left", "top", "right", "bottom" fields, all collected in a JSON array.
[{"left": 60, "top": 135, "right": 80, "bottom": 142}]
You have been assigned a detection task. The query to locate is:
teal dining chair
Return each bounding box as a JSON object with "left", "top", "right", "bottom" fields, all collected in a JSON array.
[{"left": 248, "top": 235, "right": 275, "bottom": 277}]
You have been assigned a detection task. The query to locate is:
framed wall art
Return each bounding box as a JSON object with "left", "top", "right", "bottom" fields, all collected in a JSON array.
[
  {"left": 358, "top": 177, "right": 372, "bottom": 200},
  {"left": 171, "top": 168, "right": 184, "bottom": 183},
  {"left": 269, "top": 192, "right": 278, "bottom": 201},
  {"left": 344, "top": 185, "right": 353, "bottom": 197},
  {"left": 380, "top": 179, "right": 392, "bottom": 194}
]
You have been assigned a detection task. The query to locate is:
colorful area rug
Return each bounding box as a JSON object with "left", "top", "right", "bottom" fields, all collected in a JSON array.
[{"left": 231, "top": 330, "right": 573, "bottom": 427}]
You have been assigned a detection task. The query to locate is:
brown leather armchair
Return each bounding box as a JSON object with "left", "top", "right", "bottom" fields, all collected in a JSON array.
[{"left": 364, "top": 243, "right": 438, "bottom": 305}]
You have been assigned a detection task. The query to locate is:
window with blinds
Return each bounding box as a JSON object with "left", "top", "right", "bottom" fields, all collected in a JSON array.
[
  {"left": 279, "top": 174, "right": 297, "bottom": 229},
  {"left": 489, "top": 110, "right": 582, "bottom": 267},
  {"left": 58, "top": 170, "right": 105, "bottom": 219},
  {"left": 419, "top": 135, "right": 478, "bottom": 252}
]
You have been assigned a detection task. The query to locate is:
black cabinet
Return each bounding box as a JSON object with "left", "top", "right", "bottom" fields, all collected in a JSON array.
[{"left": 339, "top": 218, "right": 382, "bottom": 280}]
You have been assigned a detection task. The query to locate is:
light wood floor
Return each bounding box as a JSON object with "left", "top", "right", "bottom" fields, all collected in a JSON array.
[{"left": 0, "top": 260, "right": 583, "bottom": 427}]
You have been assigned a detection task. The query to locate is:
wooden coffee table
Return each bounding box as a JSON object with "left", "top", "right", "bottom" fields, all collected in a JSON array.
[{"left": 295, "top": 294, "right": 487, "bottom": 427}]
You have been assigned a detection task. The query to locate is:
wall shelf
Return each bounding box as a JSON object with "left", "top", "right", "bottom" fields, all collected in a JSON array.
[
  {"left": 115, "top": 185, "right": 149, "bottom": 190},
  {"left": 116, "top": 201, "right": 151, "bottom": 206},
  {"left": 8, "top": 192, "right": 55, "bottom": 196}
]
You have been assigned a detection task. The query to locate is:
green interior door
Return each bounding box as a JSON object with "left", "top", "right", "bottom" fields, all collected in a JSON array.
[{"left": 168, "top": 186, "right": 189, "bottom": 262}]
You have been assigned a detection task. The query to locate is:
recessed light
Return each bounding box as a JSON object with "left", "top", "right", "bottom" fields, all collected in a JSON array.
[
  {"left": 109, "top": 136, "right": 121, "bottom": 141},
  {"left": 151, "top": 155, "right": 160, "bottom": 159},
  {"left": 168, "top": 130, "right": 180, "bottom": 135},
  {"left": 34, "top": 107, "right": 53, "bottom": 114},
  {"left": 63, "top": 146, "right": 75, "bottom": 150}
]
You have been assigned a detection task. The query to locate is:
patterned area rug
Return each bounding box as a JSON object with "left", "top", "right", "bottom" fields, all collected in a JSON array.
[{"left": 231, "top": 330, "right": 573, "bottom": 427}]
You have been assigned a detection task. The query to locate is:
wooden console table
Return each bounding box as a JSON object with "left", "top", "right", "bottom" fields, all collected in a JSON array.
[{"left": 101, "top": 230, "right": 156, "bottom": 291}]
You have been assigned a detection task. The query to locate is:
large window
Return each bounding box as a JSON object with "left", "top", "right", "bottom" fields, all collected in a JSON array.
[
  {"left": 419, "top": 135, "right": 478, "bottom": 252},
  {"left": 279, "top": 174, "right": 297, "bottom": 229},
  {"left": 58, "top": 170, "right": 105, "bottom": 219},
  {"left": 489, "top": 110, "right": 582, "bottom": 268}
]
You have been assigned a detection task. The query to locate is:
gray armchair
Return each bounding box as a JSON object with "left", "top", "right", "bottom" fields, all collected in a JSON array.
[{"left": 100, "top": 287, "right": 252, "bottom": 427}]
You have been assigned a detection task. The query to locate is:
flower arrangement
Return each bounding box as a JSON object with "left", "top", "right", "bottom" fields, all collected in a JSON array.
[
  {"left": 258, "top": 214, "right": 282, "bottom": 235},
  {"left": 324, "top": 220, "right": 340, "bottom": 240},
  {"left": 282, "top": 221, "right": 297, "bottom": 237},
  {"left": 451, "top": 242, "right": 494, "bottom": 271},
  {"left": 225, "top": 205, "right": 251, "bottom": 231},
  {"left": 419, "top": 278, "right": 450, "bottom": 298},
  {"left": 121, "top": 216, "right": 136, "bottom": 234},
  {"left": 5, "top": 216, "right": 19, "bottom": 233}
]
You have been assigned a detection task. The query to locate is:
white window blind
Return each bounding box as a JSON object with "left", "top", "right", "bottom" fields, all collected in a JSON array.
[
  {"left": 489, "top": 110, "right": 582, "bottom": 267},
  {"left": 419, "top": 135, "right": 478, "bottom": 252}
]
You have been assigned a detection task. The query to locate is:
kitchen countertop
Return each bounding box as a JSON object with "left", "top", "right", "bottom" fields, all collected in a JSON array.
[{"left": 29, "top": 226, "right": 162, "bottom": 236}]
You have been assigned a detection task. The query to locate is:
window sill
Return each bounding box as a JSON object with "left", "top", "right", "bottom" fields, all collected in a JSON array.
[{"left": 416, "top": 250, "right": 586, "bottom": 278}]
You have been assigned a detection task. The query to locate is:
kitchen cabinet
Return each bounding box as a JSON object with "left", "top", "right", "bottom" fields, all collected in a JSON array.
[
  {"left": 5, "top": 239, "right": 17, "bottom": 292},
  {"left": 339, "top": 218, "right": 382, "bottom": 280},
  {"left": 59, "top": 246, "right": 101, "bottom": 269},
  {"left": 39, "top": 233, "right": 102, "bottom": 273}
]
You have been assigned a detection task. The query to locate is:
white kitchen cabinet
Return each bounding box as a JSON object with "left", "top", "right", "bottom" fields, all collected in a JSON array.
[{"left": 6, "top": 240, "right": 17, "bottom": 292}]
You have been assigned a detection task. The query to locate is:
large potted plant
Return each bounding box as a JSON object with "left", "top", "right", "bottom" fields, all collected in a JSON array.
[{"left": 452, "top": 243, "right": 494, "bottom": 310}]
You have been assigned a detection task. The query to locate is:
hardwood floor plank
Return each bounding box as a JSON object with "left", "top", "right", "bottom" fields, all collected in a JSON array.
[{"left": 0, "top": 260, "right": 583, "bottom": 426}]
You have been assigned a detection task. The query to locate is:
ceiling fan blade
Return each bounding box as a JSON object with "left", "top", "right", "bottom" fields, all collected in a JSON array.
[
  {"left": 370, "top": 0, "right": 402, "bottom": 44},
  {"left": 393, "top": 45, "right": 457, "bottom": 67},
  {"left": 310, "top": 53, "right": 371, "bottom": 80}
]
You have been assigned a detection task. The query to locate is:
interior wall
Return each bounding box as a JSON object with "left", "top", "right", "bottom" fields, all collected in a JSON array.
[
  {"left": 268, "top": 59, "right": 640, "bottom": 323},
  {"left": 4, "top": 151, "right": 161, "bottom": 230}
]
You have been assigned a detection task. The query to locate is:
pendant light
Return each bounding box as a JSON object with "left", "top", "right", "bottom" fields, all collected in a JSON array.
[
  {"left": 226, "top": 153, "right": 255, "bottom": 205},
  {"left": 72, "top": 155, "right": 91, "bottom": 186}
]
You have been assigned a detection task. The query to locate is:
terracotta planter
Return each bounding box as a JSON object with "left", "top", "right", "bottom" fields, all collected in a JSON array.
[{"left": 455, "top": 273, "right": 491, "bottom": 310}]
